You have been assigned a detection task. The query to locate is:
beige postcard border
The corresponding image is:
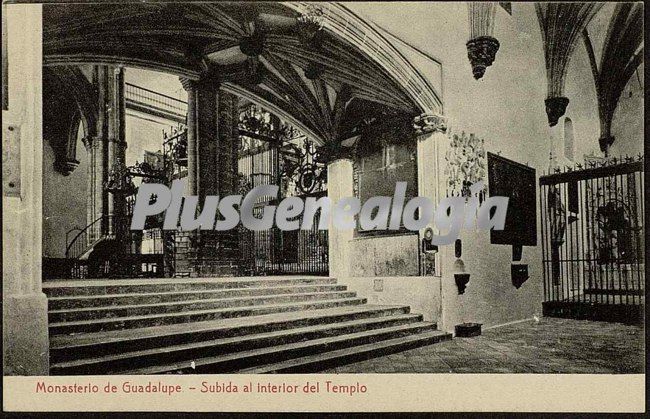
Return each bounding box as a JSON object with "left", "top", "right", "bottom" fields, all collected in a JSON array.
[
  {"left": 2, "top": 2, "right": 646, "bottom": 414},
  {"left": 3, "top": 374, "right": 646, "bottom": 412}
]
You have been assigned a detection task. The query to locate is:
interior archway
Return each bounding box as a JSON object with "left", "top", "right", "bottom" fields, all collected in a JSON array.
[{"left": 43, "top": 2, "right": 443, "bottom": 147}]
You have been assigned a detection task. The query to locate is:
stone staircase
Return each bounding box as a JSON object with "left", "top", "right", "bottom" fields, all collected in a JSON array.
[{"left": 44, "top": 277, "right": 451, "bottom": 375}]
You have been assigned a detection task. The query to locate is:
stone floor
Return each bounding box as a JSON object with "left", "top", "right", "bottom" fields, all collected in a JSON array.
[{"left": 321, "top": 317, "right": 645, "bottom": 373}]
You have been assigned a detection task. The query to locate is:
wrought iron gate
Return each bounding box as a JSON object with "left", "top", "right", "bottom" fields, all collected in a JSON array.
[
  {"left": 539, "top": 157, "right": 644, "bottom": 322},
  {"left": 236, "top": 111, "right": 329, "bottom": 276}
]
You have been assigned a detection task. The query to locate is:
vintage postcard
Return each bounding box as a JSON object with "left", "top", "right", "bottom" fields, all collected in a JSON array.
[{"left": 2, "top": 0, "right": 645, "bottom": 413}]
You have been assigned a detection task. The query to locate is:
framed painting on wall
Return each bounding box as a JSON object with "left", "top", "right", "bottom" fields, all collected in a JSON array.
[{"left": 487, "top": 152, "right": 537, "bottom": 246}]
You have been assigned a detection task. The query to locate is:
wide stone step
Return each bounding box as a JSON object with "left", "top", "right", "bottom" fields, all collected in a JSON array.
[
  {"left": 50, "top": 314, "right": 425, "bottom": 374},
  {"left": 48, "top": 297, "right": 367, "bottom": 335},
  {"left": 49, "top": 291, "right": 357, "bottom": 322},
  {"left": 120, "top": 322, "right": 443, "bottom": 374},
  {"left": 43, "top": 276, "right": 336, "bottom": 297},
  {"left": 50, "top": 305, "right": 412, "bottom": 363},
  {"left": 238, "top": 330, "right": 452, "bottom": 373},
  {"left": 48, "top": 284, "right": 348, "bottom": 310}
]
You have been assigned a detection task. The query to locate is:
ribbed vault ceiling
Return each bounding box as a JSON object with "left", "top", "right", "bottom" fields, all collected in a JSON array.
[{"left": 43, "top": 2, "right": 439, "bottom": 144}]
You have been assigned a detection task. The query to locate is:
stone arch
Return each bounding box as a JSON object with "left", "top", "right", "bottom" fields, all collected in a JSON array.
[
  {"left": 283, "top": 2, "right": 443, "bottom": 115},
  {"left": 42, "top": 2, "right": 444, "bottom": 150},
  {"left": 43, "top": 66, "right": 98, "bottom": 175}
]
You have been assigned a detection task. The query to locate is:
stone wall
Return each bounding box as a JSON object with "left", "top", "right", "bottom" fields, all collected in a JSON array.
[{"left": 341, "top": 2, "right": 645, "bottom": 331}]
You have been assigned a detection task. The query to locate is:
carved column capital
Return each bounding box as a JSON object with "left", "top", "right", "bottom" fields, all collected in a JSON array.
[
  {"left": 413, "top": 113, "right": 448, "bottom": 136},
  {"left": 82, "top": 135, "right": 105, "bottom": 151},
  {"left": 181, "top": 76, "right": 220, "bottom": 92},
  {"left": 545, "top": 97, "right": 570, "bottom": 127},
  {"left": 466, "top": 36, "right": 500, "bottom": 80},
  {"left": 179, "top": 77, "right": 197, "bottom": 91},
  {"left": 599, "top": 135, "right": 615, "bottom": 153},
  {"left": 317, "top": 142, "right": 353, "bottom": 164}
]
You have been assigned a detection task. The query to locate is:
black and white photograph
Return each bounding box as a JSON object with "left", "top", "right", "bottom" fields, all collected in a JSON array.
[{"left": 2, "top": 0, "right": 646, "bottom": 413}]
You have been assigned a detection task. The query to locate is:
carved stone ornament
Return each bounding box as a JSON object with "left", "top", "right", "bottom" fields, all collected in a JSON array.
[
  {"left": 466, "top": 36, "right": 500, "bottom": 80},
  {"left": 239, "top": 32, "right": 265, "bottom": 57},
  {"left": 413, "top": 113, "right": 448, "bottom": 136},
  {"left": 296, "top": 7, "right": 325, "bottom": 48},
  {"left": 544, "top": 96, "right": 570, "bottom": 127}
]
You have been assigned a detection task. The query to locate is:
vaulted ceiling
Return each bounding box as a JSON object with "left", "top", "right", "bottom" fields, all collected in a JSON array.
[{"left": 43, "top": 2, "right": 442, "bottom": 145}]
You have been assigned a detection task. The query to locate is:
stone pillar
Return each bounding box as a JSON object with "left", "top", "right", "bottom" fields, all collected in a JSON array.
[
  {"left": 327, "top": 158, "right": 354, "bottom": 279},
  {"left": 82, "top": 65, "right": 126, "bottom": 244},
  {"left": 414, "top": 114, "right": 448, "bottom": 277},
  {"left": 198, "top": 88, "right": 240, "bottom": 276},
  {"left": 180, "top": 78, "right": 198, "bottom": 195},
  {"left": 104, "top": 66, "right": 127, "bottom": 238},
  {"left": 176, "top": 79, "right": 240, "bottom": 277},
  {"left": 2, "top": 4, "right": 49, "bottom": 375},
  {"left": 174, "top": 79, "right": 198, "bottom": 276},
  {"left": 82, "top": 135, "right": 103, "bottom": 244}
]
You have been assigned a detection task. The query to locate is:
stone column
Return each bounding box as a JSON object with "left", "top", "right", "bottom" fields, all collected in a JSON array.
[
  {"left": 180, "top": 78, "right": 198, "bottom": 195},
  {"left": 176, "top": 79, "right": 240, "bottom": 277},
  {"left": 2, "top": 4, "right": 49, "bottom": 375},
  {"left": 105, "top": 66, "right": 127, "bottom": 239},
  {"left": 82, "top": 135, "right": 105, "bottom": 244},
  {"left": 82, "top": 65, "right": 126, "bottom": 244},
  {"left": 413, "top": 113, "right": 449, "bottom": 326},
  {"left": 195, "top": 86, "right": 240, "bottom": 276},
  {"left": 414, "top": 113, "right": 448, "bottom": 278},
  {"left": 327, "top": 158, "right": 354, "bottom": 279}
]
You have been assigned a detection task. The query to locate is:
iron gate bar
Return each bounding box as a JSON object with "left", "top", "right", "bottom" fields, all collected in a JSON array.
[
  {"left": 539, "top": 161, "right": 642, "bottom": 185},
  {"left": 237, "top": 131, "right": 328, "bottom": 276},
  {"left": 539, "top": 158, "right": 644, "bottom": 324}
]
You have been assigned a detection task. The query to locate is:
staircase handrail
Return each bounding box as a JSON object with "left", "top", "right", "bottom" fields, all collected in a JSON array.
[{"left": 65, "top": 215, "right": 105, "bottom": 259}]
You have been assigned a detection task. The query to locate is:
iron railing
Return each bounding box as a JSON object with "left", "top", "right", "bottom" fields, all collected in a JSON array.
[
  {"left": 539, "top": 158, "right": 644, "bottom": 311},
  {"left": 65, "top": 215, "right": 105, "bottom": 259},
  {"left": 237, "top": 135, "right": 329, "bottom": 276},
  {"left": 64, "top": 214, "right": 168, "bottom": 279},
  {"left": 125, "top": 83, "right": 187, "bottom": 119},
  {"left": 239, "top": 198, "right": 329, "bottom": 276}
]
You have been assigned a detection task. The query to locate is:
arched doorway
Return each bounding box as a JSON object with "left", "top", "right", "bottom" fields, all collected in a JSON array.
[{"left": 42, "top": 2, "right": 443, "bottom": 279}]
